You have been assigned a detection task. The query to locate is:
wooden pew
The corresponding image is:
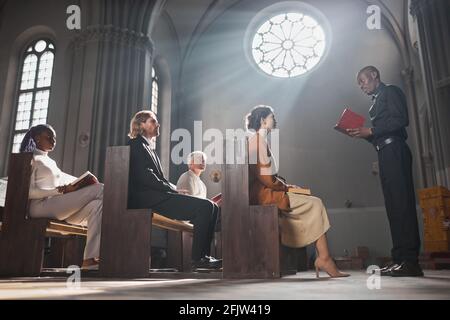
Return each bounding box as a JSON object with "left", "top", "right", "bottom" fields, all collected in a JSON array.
[
  {"left": 0, "top": 153, "right": 88, "bottom": 277},
  {"left": 0, "top": 150, "right": 193, "bottom": 278},
  {"left": 221, "top": 138, "right": 307, "bottom": 279},
  {"left": 99, "top": 146, "right": 193, "bottom": 278}
]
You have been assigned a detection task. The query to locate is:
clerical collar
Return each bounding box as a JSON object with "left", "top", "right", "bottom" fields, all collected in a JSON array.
[
  {"left": 34, "top": 148, "right": 48, "bottom": 156},
  {"left": 372, "top": 82, "right": 386, "bottom": 100}
]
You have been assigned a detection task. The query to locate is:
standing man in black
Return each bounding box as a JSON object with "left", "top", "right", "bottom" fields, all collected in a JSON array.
[
  {"left": 127, "top": 110, "right": 221, "bottom": 270},
  {"left": 348, "top": 66, "right": 423, "bottom": 277}
]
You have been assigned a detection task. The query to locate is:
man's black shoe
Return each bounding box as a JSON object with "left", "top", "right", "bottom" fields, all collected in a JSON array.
[
  {"left": 390, "top": 261, "right": 424, "bottom": 277},
  {"left": 205, "top": 255, "right": 222, "bottom": 263},
  {"left": 377, "top": 262, "right": 400, "bottom": 276},
  {"left": 192, "top": 256, "right": 222, "bottom": 271}
]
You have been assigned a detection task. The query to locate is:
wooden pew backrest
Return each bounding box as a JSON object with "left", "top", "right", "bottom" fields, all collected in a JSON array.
[
  {"left": 221, "top": 138, "right": 280, "bottom": 278},
  {"left": 0, "top": 153, "right": 86, "bottom": 276}
]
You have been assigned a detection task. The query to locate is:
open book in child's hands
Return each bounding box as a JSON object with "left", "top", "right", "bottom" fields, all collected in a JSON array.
[
  {"left": 210, "top": 193, "right": 222, "bottom": 205},
  {"left": 70, "top": 171, "right": 98, "bottom": 190},
  {"left": 287, "top": 187, "right": 312, "bottom": 196}
]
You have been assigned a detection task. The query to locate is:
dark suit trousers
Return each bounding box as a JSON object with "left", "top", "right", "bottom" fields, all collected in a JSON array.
[
  {"left": 378, "top": 140, "right": 421, "bottom": 264},
  {"left": 149, "top": 193, "right": 219, "bottom": 261}
]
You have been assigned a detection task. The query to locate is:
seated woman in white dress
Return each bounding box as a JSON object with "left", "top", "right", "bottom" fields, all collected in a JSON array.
[
  {"left": 246, "top": 105, "right": 349, "bottom": 278},
  {"left": 20, "top": 124, "right": 103, "bottom": 270}
]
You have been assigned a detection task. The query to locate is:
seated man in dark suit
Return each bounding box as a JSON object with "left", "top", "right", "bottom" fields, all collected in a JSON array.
[{"left": 127, "top": 110, "right": 221, "bottom": 270}]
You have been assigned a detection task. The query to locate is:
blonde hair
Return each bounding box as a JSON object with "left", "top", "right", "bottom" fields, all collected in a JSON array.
[
  {"left": 187, "top": 151, "right": 207, "bottom": 165},
  {"left": 128, "top": 110, "right": 155, "bottom": 139}
]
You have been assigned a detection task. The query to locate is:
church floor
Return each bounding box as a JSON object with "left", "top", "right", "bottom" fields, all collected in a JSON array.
[{"left": 0, "top": 270, "right": 449, "bottom": 300}]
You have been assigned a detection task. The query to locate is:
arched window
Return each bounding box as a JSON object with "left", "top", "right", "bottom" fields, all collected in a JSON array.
[
  {"left": 245, "top": 3, "right": 330, "bottom": 78},
  {"left": 12, "top": 39, "right": 55, "bottom": 152},
  {"left": 252, "top": 13, "right": 326, "bottom": 78},
  {"left": 151, "top": 66, "right": 159, "bottom": 116},
  {"left": 150, "top": 66, "right": 159, "bottom": 151}
]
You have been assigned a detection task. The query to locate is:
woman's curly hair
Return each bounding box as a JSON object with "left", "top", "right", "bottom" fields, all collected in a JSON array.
[{"left": 244, "top": 105, "right": 275, "bottom": 131}]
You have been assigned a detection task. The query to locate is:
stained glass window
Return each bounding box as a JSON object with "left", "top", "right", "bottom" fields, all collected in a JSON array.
[
  {"left": 151, "top": 66, "right": 159, "bottom": 116},
  {"left": 12, "top": 39, "right": 55, "bottom": 152},
  {"left": 252, "top": 12, "right": 326, "bottom": 78},
  {"left": 150, "top": 66, "right": 159, "bottom": 151}
]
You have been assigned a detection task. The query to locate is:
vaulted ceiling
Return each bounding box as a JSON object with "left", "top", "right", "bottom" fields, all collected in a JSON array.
[{"left": 162, "top": 0, "right": 409, "bottom": 62}]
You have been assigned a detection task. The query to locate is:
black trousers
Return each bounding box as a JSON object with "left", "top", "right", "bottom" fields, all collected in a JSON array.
[
  {"left": 378, "top": 140, "right": 421, "bottom": 264},
  {"left": 150, "top": 193, "right": 219, "bottom": 261}
]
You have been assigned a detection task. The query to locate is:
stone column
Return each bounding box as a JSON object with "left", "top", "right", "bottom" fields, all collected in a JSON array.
[
  {"left": 410, "top": 0, "right": 450, "bottom": 188},
  {"left": 62, "top": 0, "right": 166, "bottom": 178}
]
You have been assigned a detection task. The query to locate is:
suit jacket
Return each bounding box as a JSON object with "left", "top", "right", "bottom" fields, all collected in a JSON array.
[
  {"left": 248, "top": 133, "right": 290, "bottom": 211},
  {"left": 127, "top": 135, "right": 177, "bottom": 208}
]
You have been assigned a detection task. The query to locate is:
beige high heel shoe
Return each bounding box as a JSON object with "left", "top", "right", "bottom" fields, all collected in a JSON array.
[
  {"left": 314, "top": 256, "right": 350, "bottom": 278},
  {"left": 81, "top": 258, "right": 100, "bottom": 271}
]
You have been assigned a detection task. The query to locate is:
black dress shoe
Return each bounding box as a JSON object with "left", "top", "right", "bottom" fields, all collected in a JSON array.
[
  {"left": 192, "top": 256, "right": 222, "bottom": 270},
  {"left": 205, "top": 256, "right": 222, "bottom": 263},
  {"left": 378, "top": 263, "right": 400, "bottom": 276},
  {"left": 390, "top": 262, "right": 424, "bottom": 277}
]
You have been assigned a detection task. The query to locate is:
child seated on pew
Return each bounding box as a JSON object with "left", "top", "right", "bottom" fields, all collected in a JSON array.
[
  {"left": 176, "top": 151, "right": 208, "bottom": 199},
  {"left": 20, "top": 124, "right": 102, "bottom": 270},
  {"left": 176, "top": 151, "right": 222, "bottom": 230}
]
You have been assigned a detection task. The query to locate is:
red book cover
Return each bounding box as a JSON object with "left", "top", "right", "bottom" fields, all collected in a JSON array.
[
  {"left": 210, "top": 193, "right": 222, "bottom": 206},
  {"left": 334, "top": 108, "right": 366, "bottom": 135}
]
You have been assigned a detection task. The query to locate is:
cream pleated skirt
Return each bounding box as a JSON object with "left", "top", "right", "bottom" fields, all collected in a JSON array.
[{"left": 279, "top": 193, "right": 331, "bottom": 248}]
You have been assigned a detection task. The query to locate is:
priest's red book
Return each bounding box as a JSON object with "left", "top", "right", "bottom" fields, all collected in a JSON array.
[{"left": 334, "top": 108, "right": 366, "bottom": 135}]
